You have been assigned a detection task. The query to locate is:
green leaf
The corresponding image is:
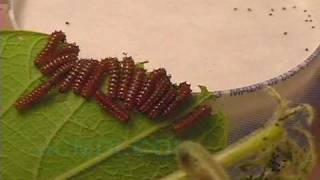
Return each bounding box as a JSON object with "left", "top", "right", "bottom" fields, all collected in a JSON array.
[{"left": 0, "top": 31, "right": 228, "bottom": 180}]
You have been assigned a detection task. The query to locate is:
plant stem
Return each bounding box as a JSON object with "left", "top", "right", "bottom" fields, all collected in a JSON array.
[
  {"left": 215, "top": 123, "right": 284, "bottom": 167},
  {"left": 161, "top": 105, "right": 308, "bottom": 180},
  {"left": 162, "top": 124, "right": 285, "bottom": 180}
]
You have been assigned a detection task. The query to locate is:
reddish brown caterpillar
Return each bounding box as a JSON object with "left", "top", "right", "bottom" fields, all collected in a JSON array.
[
  {"left": 15, "top": 61, "right": 75, "bottom": 111},
  {"left": 95, "top": 90, "right": 130, "bottom": 122},
  {"left": 124, "top": 68, "right": 146, "bottom": 110},
  {"left": 106, "top": 58, "right": 121, "bottom": 99},
  {"left": 147, "top": 85, "right": 177, "bottom": 119},
  {"left": 81, "top": 60, "right": 108, "bottom": 99},
  {"left": 34, "top": 31, "right": 66, "bottom": 66},
  {"left": 58, "top": 60, "right": 83, "bottom": 93},
  {"left": 49, "top": 61, "right": 76, "bottom": 85},
  {"left": 162, "top": 82, "right": 192, "bottom": 117},
  {"left": 118, "top": 56, "right": 135, "bottom": 99},
  {"left": 54, "top": 43, "right": 80, "bottom": 57},
  {"left": 139, "top": 76, "right": 171, "bottom": 113},
  {"left": 173, "top": 105, "right": 212, "bottom": 133},
  {"left": 19, "top": 30, "right": 210, "bottom": 129},
  {"left": 15, "top": 81, "right": 54, "bottom": 111},
  {"left": 72, "top": 59, "right": 98, "bottom": 94},
  {"left": 40, "top": 54, "right": 77, "bottom": 75},
  {"left": 135, "top": 68, "right": 167, "bottom": 107}
]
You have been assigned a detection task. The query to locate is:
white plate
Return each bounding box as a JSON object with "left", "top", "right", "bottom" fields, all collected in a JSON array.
[{"left": 12, "top": 0, "right": 320, "bottom": 93}]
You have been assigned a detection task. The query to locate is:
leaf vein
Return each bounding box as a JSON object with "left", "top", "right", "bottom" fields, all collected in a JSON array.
[
  {"left": 3, "top": 138, "right": 39, "bottom": 158},
  {"left": 3, "top": 155, "right": 35, "bottom": 175},
  {"left": 34, "top": 100, "right": 86, "bottom": 180},
  {"left": 54, "top": 122, "right": 169, "bottom": 180},
  {"left": 0, "top": 74, "right": 42, "bottom": 117},
  {"left": 2, "top": 122, "right": 41, "bottom": 151}
]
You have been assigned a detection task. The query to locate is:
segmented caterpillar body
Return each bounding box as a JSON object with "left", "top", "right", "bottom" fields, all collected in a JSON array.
[
  {"left": 40, "top": 54, "right": 77, "bottom": 75},
  {"left": 49, "top": 61, "right": 76, "bottom": 85},
  {"left": 95, "top": 91, "right": 130, "bottom": 122},
  {"left": 18, "top": 30, "right": 213, "bottom": 132},
  {"left": 34, "top": 31, "right": 66, "bottom": 66},
  {"left": 135, "top": 68, "right": 167, "bottom": 106},
  {"left": 58, "top": 60, "right": 83, "bottom": 93},
  {"left": 106, "top": 58, "right": 121, "bottom": 99},
  {"left": 162, "top": 82, "right": 192, "bottom": 117},
  {"left": 72, "top": 59, "right": 98, "bottom": 94},
  {"left": 15, "top": 81, "right": 53, "bottom": 111},
  {"left": 81, "top": 61, "right": 108, "bottom": 99},
  {"left": 55, "top": 43, "right": 80, "bottom": 57},
  {"left": 124, "top": 68, "right": 146, "bottom": 110},
  {"left": 173, "top": 105, "right": 212, "bottom": 133},
  {"left": 148, "top": 85, "right": 177, "bottom": 119},
  {"left": 139, "top": 76, "right": 171, "bottom": 113},
  {"left": 118, "top": 56, "right": 135, "bottom": 99}
]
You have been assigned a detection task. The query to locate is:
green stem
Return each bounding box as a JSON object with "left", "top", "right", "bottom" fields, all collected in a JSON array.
[
  {"left": 161, "top": 105, "right": 308, "bottom": 180},
  {"left": 214, "top": 105, "right": 306, "bottom": 168},
  {"left": 162, "top": 124, "right": 285, "bottom": 180},
  {"left": 215, "top": 124, "right": 284, "bottom": 167}
]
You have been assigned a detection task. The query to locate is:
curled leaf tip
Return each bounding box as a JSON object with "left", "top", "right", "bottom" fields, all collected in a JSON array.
[
  {"left": 135, "top": 61, "right": 149, "bottom": 69},
  {"left": 198, "top": 85, "right": 208, "bottom": 92}
]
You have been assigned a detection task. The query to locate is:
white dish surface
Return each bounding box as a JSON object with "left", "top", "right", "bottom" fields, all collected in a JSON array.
[{"left": 17, "top": 0, "right": 320, "bottom": 91}]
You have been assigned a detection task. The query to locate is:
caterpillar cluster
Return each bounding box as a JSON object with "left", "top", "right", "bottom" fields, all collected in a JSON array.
[{"left": 15, "top": 31, "right": 213, "bottom": 133}]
